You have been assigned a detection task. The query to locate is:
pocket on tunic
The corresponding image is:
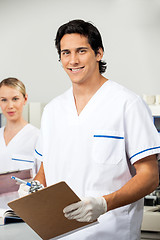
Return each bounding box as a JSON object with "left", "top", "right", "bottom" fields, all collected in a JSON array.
[
  {"left": 92, "top": 130, "right": 124, "bottom": 164},
  {"left": 11, "top": 154, "right": 34, "bottom": 170}
]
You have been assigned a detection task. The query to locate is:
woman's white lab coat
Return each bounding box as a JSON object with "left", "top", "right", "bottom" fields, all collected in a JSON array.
[{"left": 0, "top": 124, "right": 39, "bottom": 175}]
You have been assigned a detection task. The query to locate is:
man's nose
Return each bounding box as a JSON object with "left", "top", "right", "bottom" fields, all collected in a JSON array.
[{"left": 69, "top": 53, "right": 79, "bottom": 65}]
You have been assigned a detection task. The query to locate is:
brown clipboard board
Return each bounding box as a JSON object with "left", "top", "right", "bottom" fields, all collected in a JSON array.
[{"left": 8, "top": 181, "right": 97, "bottom": 240}]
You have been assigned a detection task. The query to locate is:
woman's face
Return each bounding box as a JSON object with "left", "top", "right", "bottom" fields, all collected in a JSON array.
[{"left": 0, "top": 85, "right": 27, "bottom": 122}]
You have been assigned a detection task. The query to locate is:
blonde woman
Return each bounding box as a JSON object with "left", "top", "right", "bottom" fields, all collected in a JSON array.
[{"left": 0, "top": 77, "right": 40, "bottom": 176}]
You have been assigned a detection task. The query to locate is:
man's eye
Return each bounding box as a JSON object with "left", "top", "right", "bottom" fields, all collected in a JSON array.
[
  {"left": 1, "top": 99, "right": 7, "bottom": 102},
  {"left": 13, "top": 97, "right": 19, "bottom": 101},
  {"left": 79, "top": 49, "right": 86, "bottom": 54},
  {"left": 62, "top": 51, "right": 70, "bottom": 56}
]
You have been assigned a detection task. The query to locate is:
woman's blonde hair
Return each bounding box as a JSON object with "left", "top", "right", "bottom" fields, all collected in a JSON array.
[{"left": 0, "top": 77, "right": 26, "bottom": 98}]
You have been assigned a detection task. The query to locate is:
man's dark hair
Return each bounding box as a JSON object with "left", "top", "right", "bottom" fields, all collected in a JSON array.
[{"left": 55, "top": 19, "right": 107, "bottom": 74}]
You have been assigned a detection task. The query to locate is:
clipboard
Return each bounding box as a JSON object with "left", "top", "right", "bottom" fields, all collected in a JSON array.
[
  {"left": 8, "top": 182, "right": 98, "bottom": 240},
  {"left": 0, "top": 169, "right": 32, "bottom": 194}
]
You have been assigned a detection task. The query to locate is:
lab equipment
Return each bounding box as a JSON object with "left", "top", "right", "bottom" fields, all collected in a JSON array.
[
  {"left": 142, "top": 160, "right": 160, "bottom": 232},
  {"left": 29, "top": 180, "right": 44, "bottom": 193}
]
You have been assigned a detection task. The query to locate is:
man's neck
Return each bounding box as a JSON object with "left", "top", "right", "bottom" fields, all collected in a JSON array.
[{"left": 73, "top": 75, "right": 107, "bottom": 115}]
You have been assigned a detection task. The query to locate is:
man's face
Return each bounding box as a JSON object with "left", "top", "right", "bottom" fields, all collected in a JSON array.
[{"left": 60, "top": 33, "right": 102, "bottom": 85}]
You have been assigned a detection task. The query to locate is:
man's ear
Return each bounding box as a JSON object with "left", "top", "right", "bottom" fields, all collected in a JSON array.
[{"left": 96, "top": 48, "right": 103, "bottom": 61}]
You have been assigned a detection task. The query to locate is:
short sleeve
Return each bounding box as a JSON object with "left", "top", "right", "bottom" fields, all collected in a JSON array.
[
  {"left": 124, "top": 97, "right": 160, "bottom": 164},
  {"left": 35, "top": 131, "right": 43, "bottom": 162},
  {"left": 34, "top": 109, "right": 47, "bottom": 162}
]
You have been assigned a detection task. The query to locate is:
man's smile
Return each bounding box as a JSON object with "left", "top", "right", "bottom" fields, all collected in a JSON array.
[{"left": 68, "top": 66, "right": 85, "bottom": 72}]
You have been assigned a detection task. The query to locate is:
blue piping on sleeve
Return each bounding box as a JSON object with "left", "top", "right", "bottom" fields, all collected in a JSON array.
[
  {"left": 129, "top": 146, "right": 160, "bottom": 160},
  {"left": 35, "top": 149, "right": 43, "bottom": 157}
]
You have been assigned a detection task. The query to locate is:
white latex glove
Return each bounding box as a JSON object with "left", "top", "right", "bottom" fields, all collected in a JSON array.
[
  {"left": 18, "top": 180, "right": 44, "bottom": 198},
  {"left": 18, "top": 183, "right": 30, "bottom": 198},
  {"left": 63, "top": 196, "right": 107, "bottom": 222}
]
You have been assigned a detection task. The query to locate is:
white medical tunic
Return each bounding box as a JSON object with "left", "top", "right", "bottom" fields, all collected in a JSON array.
[
  {"left": 0, "top": 124, "right": 40, "bottom": 175},
  {"left": 35, "top": 80, "right": 160, "bottom": 240}
]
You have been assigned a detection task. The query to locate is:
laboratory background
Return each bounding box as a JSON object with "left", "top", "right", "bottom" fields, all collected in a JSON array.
[
  {"left": 0, "top": 0, "right": 160, "bottom": 239},
  {"left": 0, "top": 0, "right": 160, "bottom": 105}
]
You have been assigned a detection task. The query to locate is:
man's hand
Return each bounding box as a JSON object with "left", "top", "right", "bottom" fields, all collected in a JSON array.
[{"left": 63, "top": 197, "right": 107, "bottom": 222}]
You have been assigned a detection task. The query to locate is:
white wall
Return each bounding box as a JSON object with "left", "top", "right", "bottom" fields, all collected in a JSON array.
[{"left": 0, "top": 0, "right": 160, "bottom": 104}]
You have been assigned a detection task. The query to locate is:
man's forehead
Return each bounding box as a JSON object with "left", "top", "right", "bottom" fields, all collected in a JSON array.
[{"left": 60, "top": 33, "right": 90, "bottom": 50}]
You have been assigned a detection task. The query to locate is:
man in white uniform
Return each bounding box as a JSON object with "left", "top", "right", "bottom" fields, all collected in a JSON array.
[{"left": 33, "top": 20, "right": 160, "bottom": 240}]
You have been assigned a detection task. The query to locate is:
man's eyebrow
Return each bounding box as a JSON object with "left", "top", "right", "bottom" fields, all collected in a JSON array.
[
  {"left": 61, "top": 49, "right": 69, "bottom": 53},
  {"left": 61, "top": 47, "right": 89, "bottom": 52},
  {"left": 77, "top": 47, "right": 88, "bottom": 50}
]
